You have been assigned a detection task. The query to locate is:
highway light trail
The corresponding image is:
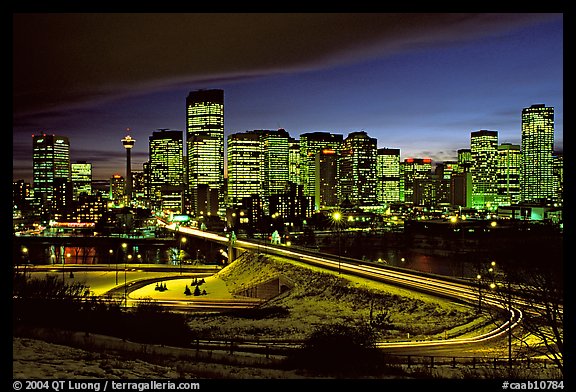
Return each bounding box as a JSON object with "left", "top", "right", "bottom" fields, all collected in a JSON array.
[{"left": 162, "top": 220, "right": 523, "bottom": 349}]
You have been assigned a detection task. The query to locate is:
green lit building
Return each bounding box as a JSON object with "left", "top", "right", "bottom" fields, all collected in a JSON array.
[
  {"left": 497, "top": 143, "right": 521, "bottom": 206},
  {"left": 32, "top": 134, "right": 71, "bottom": 219},
  {"left": 376, "top": 148, "right": 400, "bottom": 204},
  {"left": 149, "top": 129, "right": 184, "bottom": 213},
  {"left": 186, "top": 89, "right": 224, "bottom": 217},
  {"left": 339, "top": 131, "right": 378, "bottom": 206},
  {"left": 521, "top": 104, "right": 554, "bottom": 203},
  {"left": 71, "top": 161, "right": 92, "bottom": 199},
  {"left": 470, "top": 130, "right": 499, "bottom": 210}
]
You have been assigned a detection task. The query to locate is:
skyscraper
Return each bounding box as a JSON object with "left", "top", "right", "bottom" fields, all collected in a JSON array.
[
  {"left": 71, "top": 161, "right": 92, "bottom": 199},
  {"left": 376, "top": 148, "right": 400, "bottom": 204},
  {"left": 521, "top": 104, "right": 554, "bottom": 203},
  {"left": 32, "top": 134, "right": 71, "bottom": 218},
  {"left": 400, "top": 158, "right": 432, "bottom": 204},
  {"left": 315, "top": 148, "right": 339, "bottom": 209},
  {"left": 339, "top": 131, "right": 378, "bottom": 206},
  {"left": 470, "top": 130, "right": 498, "bottom": 210},
  {"left": 299, "top": 132, "right": 343, "bottom": 207},
  {"left": 552, "top": 152, "right": 563, "bottom": 205},
  {"left": 227, "top": 131, "right": 262, "bottom": 207},
  {"left": 288, "top": 138, "right": 301, "bottom": 186},
  {"left": 186, "top": 89, "right": 224, "bottom": 216},
  {"left": 149, "top": 129, "right": 184, "bottom": 212},
  {"left": 497, "top": 143, "right": 521, "bottom": 206}
]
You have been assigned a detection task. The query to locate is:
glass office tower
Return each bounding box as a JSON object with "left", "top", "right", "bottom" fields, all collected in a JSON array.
[
  {"left": 339, "top": 131, "right": 378, "bottom": 206},
  {"left": 32, "top": 134, "right": 71, "bottom": 217},
  {"left": 377, "top": 148, "right": 401, "bottom": 204},
  {"left": 470, "top": 130, "right": 499, "bottom": 210},
  {"left": 186, "top": 89, "right": 224, "bottom": 216},
  {"left": 521, "top": 104, "right": 554, "bottom": 203},
  {"left": 149, "top": 129, "right": 184, "bottom": 212}
]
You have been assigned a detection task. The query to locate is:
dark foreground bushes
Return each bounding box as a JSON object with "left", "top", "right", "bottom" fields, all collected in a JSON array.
[
  {"left": 13, "top": 273, "right": 193, "bottom": 347},
  {"left": 283, "top": 323, "right": 403, "bottom": 377}
]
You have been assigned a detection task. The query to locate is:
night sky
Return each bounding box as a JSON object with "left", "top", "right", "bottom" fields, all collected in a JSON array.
[{"left": 12, "top": 13, "right": 563, "bottom": 182}]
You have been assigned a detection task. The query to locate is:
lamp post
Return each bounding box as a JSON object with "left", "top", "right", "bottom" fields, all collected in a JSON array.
[
  {"left": 179, "top": 237, "right": 187, "bottom": 275},
  {"left": 476, "top": 274, "right": 482, "bottom": 313},
  {"left": 125, "top": 254, "right": 132, "bottom": 308},
  {"left": 332, "top": 211, "right": 342, "bottom": 274}
]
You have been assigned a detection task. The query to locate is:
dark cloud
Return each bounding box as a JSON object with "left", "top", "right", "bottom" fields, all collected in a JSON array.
[{"left": 13, "top": 13, "right": 560, "bottom": 118}]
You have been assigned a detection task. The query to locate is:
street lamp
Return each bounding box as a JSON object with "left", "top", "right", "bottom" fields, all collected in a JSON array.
[
  {"left": 476, "top": 274, "right": 482, "bottom": 313},
  {"left": 332, "top": 211, "right": 342, "bottom": 274},
  {"left": 179, "top": 237, "right": 187, "bottom": 275}
]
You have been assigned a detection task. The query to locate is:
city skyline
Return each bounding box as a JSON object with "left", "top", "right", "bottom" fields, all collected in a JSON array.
[{"left": 13, "top": 13, "right": 563, "bottom": 182}]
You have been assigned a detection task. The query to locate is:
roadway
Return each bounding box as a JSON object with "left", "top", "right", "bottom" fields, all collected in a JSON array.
[{"left": 159, "top": 221, "right": 525, "bottom": 354}]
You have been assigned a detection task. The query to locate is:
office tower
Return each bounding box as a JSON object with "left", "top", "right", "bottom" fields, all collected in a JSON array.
[
  {"left": 434, "top": 161, "right": 458, "bottom": 205},
  {"left": 121, "top": 132, "right": 135, "bottom": 203},
  {"left": 288, "top": 138, "right": 301, "bottom": 185},
  {"left": 339, "top": 131, "right": 378, "bottom": 206},
  {"left": 13, "top": 180, "right": 32, "bottom": 213},
  {"left": 521, "top": 104, "right": 554, "bottom": 203},
  {"left": 71, "top": 161, "right": 92, "bottom": 199},
  {"left": 227, "top": 131, "right": 262, "bottom": 207},
  {"left": 457, "top": 149, "right": 472, "bottom": 173},
  {"left": 32, "top": 134, "right": 71, "bottom": 217},
  {"left": 470, "top": 130, "right": 499, "bottom": 210},
  {"left": 186, "top": 89, "right": 224, "bottom": 216},
  {"left": 552, "top": 152, "right": 563, "bottom": 205},
  {"left": 299, "top": 132, "right": 343, "bottom": 207},
  {"left": 315, "top": 148, "right": 339, "bottom": 209},
  {"left": 257, "top": 129, "right": 290, "bottom": 200},
  {"left": 497, "top": 143, "right": 521, "bottom": 206},
  {"left": 400, "top": 158, "right": 432, "bottom": 203},
  {"left": 110, "top": 174, "right": 125, "bottom": 203},
  {"left": 149, "top": 129, "right": 184, "bottom": 212},
  {"left": 376, "top": 148, "right": 400, "bottom": 204}
]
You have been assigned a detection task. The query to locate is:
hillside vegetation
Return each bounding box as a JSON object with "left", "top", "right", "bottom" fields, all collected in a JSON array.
[{"left": 187, "top": 252, "right": 478, "bottom": 341}]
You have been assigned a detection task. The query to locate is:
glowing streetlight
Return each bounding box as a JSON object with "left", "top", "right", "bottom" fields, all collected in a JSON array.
[
  {"left": 179, "top": 237, "right": 187, "bottom": 275},
  {"left": 332, "top": 211, "right": 342, "bottom": 274},
  {"left": 476, "top": 274, "right": 482, "bottom": 312}
]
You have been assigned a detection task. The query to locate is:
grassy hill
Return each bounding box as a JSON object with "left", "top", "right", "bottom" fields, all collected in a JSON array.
[{"left": 187, "top": 252, "right": 479, "bottom": 341}]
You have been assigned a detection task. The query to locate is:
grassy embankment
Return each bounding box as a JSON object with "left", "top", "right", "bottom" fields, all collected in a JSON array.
[{"left": 186, "top": 252, "right": 486, "bottom": 342}]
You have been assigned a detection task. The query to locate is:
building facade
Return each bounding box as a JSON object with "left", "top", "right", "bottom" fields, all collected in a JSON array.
[
  {"left": 521, "top": 104, "right": 554, "bottom": 203},
  {"left": 186, "top": 89, "right": 225, "bottom": 216}
]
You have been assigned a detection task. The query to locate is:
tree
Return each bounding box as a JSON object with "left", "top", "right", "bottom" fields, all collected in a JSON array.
[
  {"left": 193, "top": 285, "right": 201, "bottom": 296},
  {"left": 184, "top": 285, "right": 191, "bottom": 296}
]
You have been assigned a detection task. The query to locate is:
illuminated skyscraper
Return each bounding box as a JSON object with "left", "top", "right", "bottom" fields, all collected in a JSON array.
[
  {"left": 257, "top": 129, "right": 290, "bottom": 200},
  {"left": 149, "top": 129, "right": 184, "bottom": 212},
  {"left": 521, "top": 104, "right": 554, "bottom": 203},
  {"left": 376, "top": 148, "right": 400, "bottom": 204},
  {"left": 552, "top": 152, "right": 563, "bottom": 205},
  {"left": 497, "top": 143, "right": 521, "bottom": 206},
  {"left": 186, "top": 89, "right": 224, "bottom": 216},
  {"left": 299, "top": 132, "right": 343, "bottom": 207},
  {"left": 71, "top": 161, "right": 92, "bottom": 199},
  {"left": 339, "top": 131, "right": 378, "bottom": 206},
  {"left": 288, "top": 138, "right": 301, "bottom": 185},
  {"left": 400, "top": 158, "right": 432, "bottom": 203},
  {"left": 470, "top": 130, "right": 498, "bottom": 210},
  {"left": 32, "top": 134, "right": 71, "bottom": 217},
  {"left": 227, "top": 131, "right": 262, "bottom": 207}
]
